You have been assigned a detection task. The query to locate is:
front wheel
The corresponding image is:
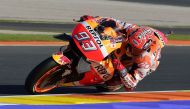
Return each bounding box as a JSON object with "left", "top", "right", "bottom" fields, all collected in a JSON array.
[{"left": 25, "top": 57, "right": 70, "bottom": 94}]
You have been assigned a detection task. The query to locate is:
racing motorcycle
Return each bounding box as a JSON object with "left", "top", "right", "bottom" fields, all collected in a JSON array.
[{"left": 25, "top": 19, "right": 124, "bottom": 94}]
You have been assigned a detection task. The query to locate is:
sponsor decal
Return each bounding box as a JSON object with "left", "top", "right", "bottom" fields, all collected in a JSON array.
[
  {"left": 58, "top": 56, "right": 71, "bottom": 65},
  {"left": 94, "top": 64, "right": 111, "bottom": 80},
  {"left": 110, "top": 38, "right": 116, "bottom": 48},
  {"left": 143, "top": 39, "right": 152, "bottom": 50},
  {"left": 86, "top": 26, "right": 103, "bottom": 48},
  {"left": 81, "top": 21, "right": 109, "bottom": 57},
  {"left": 138, "top": 29, "right": 152, "bottom": 40},
  {"left": 138, "top": 62, "right": 150, "bottom": 69},
  {"left": 155, "top": 31, "right": 165, "bottom": 46},
  {"left": 121, "top": 75, "right": 135, "bottom": 88}
]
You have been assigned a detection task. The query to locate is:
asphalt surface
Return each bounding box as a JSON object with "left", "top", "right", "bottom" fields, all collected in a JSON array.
[
  {"left": 0, "top": 22, "right": 190, "bottom": 34},
  {"left": 0, "top": 46, "right": 189, "bottom": 96},
  {"left": 112, "top": 0, "right": 190, "bottom": 7},
  {"left": 0, "top": 22, "right": 74, "bottom": 33}
]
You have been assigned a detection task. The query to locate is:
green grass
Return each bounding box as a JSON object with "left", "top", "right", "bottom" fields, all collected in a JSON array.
[
  {"left": 0, "top": 33, "right": 190, "bottom": 41},
  {"left": 168, "top": 34, "right": 190, "bottom": 40},
  {"left": 0, "top": 34, "right": 62, "bottom": 41}
]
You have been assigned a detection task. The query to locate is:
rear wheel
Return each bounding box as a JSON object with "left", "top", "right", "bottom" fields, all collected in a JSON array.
[{"left": 25, "top": 57, "right": 70, "bottom": 94}]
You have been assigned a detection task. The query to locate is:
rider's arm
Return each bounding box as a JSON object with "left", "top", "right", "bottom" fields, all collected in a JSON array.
[
  {"left": 112, "top": 58, "right": 136, "bottom": 91},
  {"left": 94, "top": 16, "right": 141, "bottom": 38},
  {"left": 112, "top": 51, "right": 159, "bottom": 91},
  {"left": 79, "top": 15, "right": 133, "bottom": 31},
  {"left": 111, "top": 52, "right": 134, "bottom": 91},
  {"left": 94, "top": 17, "right": 133, "bottom": 30}
]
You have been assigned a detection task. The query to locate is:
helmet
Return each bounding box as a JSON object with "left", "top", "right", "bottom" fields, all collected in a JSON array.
[
  {"left": 128, "top": 27, "right": 153, "bottom": 55},
  {"left": 126, "top": 24, "right": 140, "bottom": 37}
]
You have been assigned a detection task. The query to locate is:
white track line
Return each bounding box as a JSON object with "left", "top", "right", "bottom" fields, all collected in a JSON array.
[{"left": 0, "top": 103, "right": 18, "bottom": 106}]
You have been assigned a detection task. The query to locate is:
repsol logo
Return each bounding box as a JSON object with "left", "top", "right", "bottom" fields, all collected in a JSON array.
[
  {"left": 86, "top": 26, "right": 103, "bottom": 48},
  {"left": 94, "top": 65, "right": 111, "bottom": 80}
]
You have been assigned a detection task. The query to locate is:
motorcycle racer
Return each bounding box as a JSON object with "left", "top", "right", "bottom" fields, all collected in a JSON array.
[{"left": 79, "top": 15, "right": 168, "bottom": 91}]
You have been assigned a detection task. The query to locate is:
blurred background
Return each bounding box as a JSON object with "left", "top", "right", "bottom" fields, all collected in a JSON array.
[{"left": 0, "top": 0, "right": 190, "bottom": 26}]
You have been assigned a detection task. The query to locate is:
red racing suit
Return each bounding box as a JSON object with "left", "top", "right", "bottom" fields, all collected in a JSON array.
[{"left": 80, "top": 15, "right": 168, "bottom": 91}]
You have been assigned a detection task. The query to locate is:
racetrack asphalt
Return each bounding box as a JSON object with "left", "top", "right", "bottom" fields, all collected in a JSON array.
[
  {"left": 0, "top": 22, "right": 190, "bottom": 34},
  {"left": 111, "top": 0, "right": 190, "bottom": 7},
  {"left": 0, "top": 46, "right": 189, "bottom": 96}
]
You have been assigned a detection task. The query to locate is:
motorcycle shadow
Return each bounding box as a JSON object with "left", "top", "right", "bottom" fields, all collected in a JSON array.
[{"left": 0, "top": 85, "right": 101, "bottom": 96}]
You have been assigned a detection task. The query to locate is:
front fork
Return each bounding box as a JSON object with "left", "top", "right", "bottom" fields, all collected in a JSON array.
[
  {"left": 51, "top": 51, "right": 85, "bottom": 87},
  {"left": 51, "top": 51, "right": 73, "bottom": 87}
]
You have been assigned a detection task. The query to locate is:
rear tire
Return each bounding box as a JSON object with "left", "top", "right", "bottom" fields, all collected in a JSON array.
[{"left": 25, "top": 57, "right": 65, "bottom": 94}]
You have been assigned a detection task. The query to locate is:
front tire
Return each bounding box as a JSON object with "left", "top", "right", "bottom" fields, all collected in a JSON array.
[{"left": 25, "top": 57, "right": 67, "bottom": 94}]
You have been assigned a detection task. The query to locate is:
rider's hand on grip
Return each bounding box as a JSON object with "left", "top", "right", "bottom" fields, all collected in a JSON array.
[{"left": 112, "top": 59, "right": 125, "bottom": 71}]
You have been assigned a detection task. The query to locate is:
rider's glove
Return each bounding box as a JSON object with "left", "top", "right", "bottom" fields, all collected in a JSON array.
[
  {"left": 112, "top": 59, "right": 125, "bottom": 71},
  {"left": 112, "top": 59, "right": 128, "bottom": 78},
  {"left": 79, "top": 15, "right": 94, "bottom": 21}
]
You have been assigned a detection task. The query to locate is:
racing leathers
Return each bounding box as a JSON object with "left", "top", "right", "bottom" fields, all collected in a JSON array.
[{"left": 80, "top": 15, "right": 168, "bottom": 91}]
